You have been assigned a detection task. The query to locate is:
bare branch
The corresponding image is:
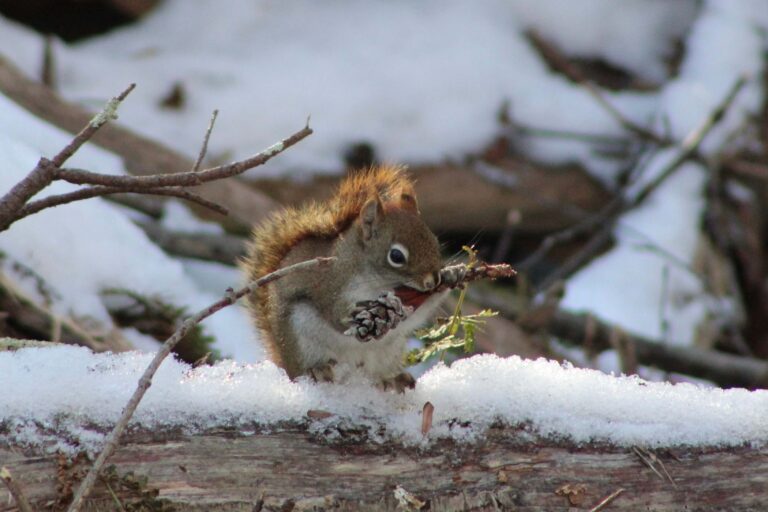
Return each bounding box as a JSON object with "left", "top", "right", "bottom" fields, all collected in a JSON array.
[
  {"left": 0, "top": 158, "right": 58, "bottom": 231},
  {"left": 66, "top": 256, "right": 335, "bottom": 512},
  {"left": 18, "top": 185, "right": 229, "bottom": 218},
  {"left": 524, "top": 76, "right": 746, "bottom": 290},
  {"left": 473, "top": 288, "right": 768, "bottom": 389},
  {"left": 589, "top": 487, "right": 625, "bottom": 512},
  {"left": 0, "top": 84, "right": 135, "bottom": 232},
  {"left": 526, "top": 30, "right": 666, "bottom": 144},
  {"left": 51, "top": 84, "right": 136, "bottom": 168},
  {"left": 631, "top": 76, "right": 747, "bottom": 206},
  {"left": 0, "top": 77, "right": 311, "bottom": 233},
  {"left": 55, "top": 125, "right": 313, "bottom": 188},
  {"left": 1, "top": 466, "right": 34, "bottom": 512},
  {"left": 192, "top": 109, "right": 218, "bottom": 173}
]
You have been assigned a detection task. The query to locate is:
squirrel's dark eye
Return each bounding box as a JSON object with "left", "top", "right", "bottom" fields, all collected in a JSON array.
[{"left": 387, "top": 243, "right": 409, "bottom": 268}]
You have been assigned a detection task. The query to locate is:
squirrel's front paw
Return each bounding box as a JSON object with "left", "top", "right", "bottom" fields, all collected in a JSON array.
[
  {"left": 439, "top": 264, "right": 468, "bottom": 289},
  {"left": 344, "top": 291, "right": 414, "bottom": 342}
]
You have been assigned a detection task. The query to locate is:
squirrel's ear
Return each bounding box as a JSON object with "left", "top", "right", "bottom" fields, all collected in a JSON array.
[
  {"left": 359, "top": 196, "right": 384, "bottom": 242},
  {"left": 400, "top": 193, "right": 419, "bottom": 215},
  {"left": 399, "top": 185, "right": 419, "bottom": 214}
]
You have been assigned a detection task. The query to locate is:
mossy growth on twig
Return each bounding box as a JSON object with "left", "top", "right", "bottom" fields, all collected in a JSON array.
[
  {"left": 102, "top": 288, "right": 220, "bottom": 365},
  {"left": 406, "top": 246, "right": 498, "bottom": 366}
]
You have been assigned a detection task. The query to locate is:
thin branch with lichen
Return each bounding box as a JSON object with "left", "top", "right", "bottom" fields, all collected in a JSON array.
[
  {"left": 0, "top": 84, "right": 312, "bottom": 233},
  {"left": 66, "top": 256, "right": 335, "bottom": 512}
]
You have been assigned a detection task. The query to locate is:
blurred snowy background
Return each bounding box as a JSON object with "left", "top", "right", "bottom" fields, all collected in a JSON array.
[
  {"left": 1, "top": 0, "right": 768, "bottom": 381},
  {"left": 4, "top": 0, "right": 768, "bottom": 453}
]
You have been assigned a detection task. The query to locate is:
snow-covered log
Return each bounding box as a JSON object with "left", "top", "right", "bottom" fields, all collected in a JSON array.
[
  {"left": 2, "top": 427, "right": 767, "bottom": 511},
  {"left": 3, "top": 344, "right": 768, "bottom": 510}
]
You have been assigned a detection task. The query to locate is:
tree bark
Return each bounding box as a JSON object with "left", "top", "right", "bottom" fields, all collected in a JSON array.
[{"left": 1, "top": 426, "right": 766, "bottom": 511}]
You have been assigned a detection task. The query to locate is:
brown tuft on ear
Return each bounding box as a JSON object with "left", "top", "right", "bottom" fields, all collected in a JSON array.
[
  {"left": 399, "top": 183, "right": 419, "bottom": 214},
  {"left": 399, "top": 193, "right": 419, "bottom": 214},
  {"left": 359, "top": 196, "right": 384, "bottom": 241}
]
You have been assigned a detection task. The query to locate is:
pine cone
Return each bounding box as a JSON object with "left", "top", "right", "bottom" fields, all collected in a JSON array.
[{"left": 344, "top": 291, "right": 414, "bottom": 342}]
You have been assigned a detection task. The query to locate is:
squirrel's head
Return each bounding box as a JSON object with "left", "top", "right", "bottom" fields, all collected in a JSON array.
[{"left": 354, "top": 192, "right": 442, "bottom": 292}]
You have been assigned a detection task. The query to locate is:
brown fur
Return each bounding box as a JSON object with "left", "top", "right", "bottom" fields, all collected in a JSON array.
[{"left": 243, "top": 165, "right": 419, "bottom": 367}]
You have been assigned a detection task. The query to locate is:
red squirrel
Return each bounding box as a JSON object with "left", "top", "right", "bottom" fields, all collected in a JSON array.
[{"left": 243, "top": 165, "right": 459, "bottom": 391}]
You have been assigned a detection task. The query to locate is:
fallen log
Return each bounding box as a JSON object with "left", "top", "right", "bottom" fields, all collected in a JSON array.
[{"left": 0, "top": 427, "right": 765, "bottom": 511}]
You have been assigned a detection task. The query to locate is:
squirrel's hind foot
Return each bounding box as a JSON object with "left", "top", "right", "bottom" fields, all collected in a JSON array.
[
  {"left": 379, "top": 371, "right": 416, "bottom": 393},
  {"left": 307, "top": 359, "right": 337, "bottom": 383}
]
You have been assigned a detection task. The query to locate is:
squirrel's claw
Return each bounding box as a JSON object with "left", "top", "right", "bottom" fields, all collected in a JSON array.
[{"left": 344, "top": 291, "right": 413, "bottom": 342}]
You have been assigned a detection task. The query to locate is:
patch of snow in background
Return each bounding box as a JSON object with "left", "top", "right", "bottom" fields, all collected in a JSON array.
[
  {"left": 0, "top": 0, "right": 695, "bottom": 181},
  {"left": 0, "top": 93, "right": 262, "bottom": 362},
  {"left": 0, "top": 0, "right": 766, "bottom": 383},
  {"left": 2, "top": 347, "right": 767, "bottom": 453},
  {"left": 160, "top": 201, "right": 225, "bottom": 234},
  {"left": 507, "top": 0, "right": 698, "bottom": 82},
  {"left": 562, "top": 0, "right": 767, "bottom": 346}
]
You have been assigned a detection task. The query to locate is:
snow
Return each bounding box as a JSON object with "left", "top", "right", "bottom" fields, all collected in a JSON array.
[
  {"left": 507, "top": 0, "right": 698, "bottom": 82},
  {"left": 0, "top": 0, "right": 693, "bottom": 181},
  {"left": 1, "top": 2, "right": 759, "bottom": 354},
  {"left": 0, "top": 92, "right": 262, "bottom": 362},
  {"left": 160, "top": 200, "right": 224, "bottom": 234},
  {"left": 561, "top": 0, "right": 767, "bottom": 347},
  {"left": 1, "top": 0, "right": 768, "bottom": 451},
  {"left": 2, "top": 347, "right": 767, "bottom": 453}
]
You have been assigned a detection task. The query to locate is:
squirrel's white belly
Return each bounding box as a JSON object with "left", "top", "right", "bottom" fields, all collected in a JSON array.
[{"left": 289, "top": 290, "right": 447, "bottom": 382}]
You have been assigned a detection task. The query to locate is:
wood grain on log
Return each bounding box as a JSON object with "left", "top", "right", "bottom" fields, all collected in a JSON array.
[{"left": 1, "top": 427, "right": 765, "bottom": 511}]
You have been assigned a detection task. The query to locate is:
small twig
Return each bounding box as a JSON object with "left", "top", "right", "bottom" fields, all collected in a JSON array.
[
  {"left": 435, "top": 262, "right": 516, "bottom": 293},
  {"left": 102, "top": 479, "right": 127, "bottom": 512},
  {"left": 526, "top": 30, "right": 664, "bottom": 144},
  {"left": 19, "top": 185, "right": 229, "bottom": 218},
  {"left": 1, "top": 466, "right": 34, "bottom": 512},
  {"left": 535, "top": 222, "right": 613, "bottom": 293},
  {"left": 630, "top": 76, "right": 746, "bottom": 207},
  {"left": 632, "top": 447, "right": 677, "bottom": 488},
  {"left": 0, "top": 84, "right": 135, "bottom": 232},
  {"left": 53, "top": 84, "right": 136, "bottom": 168},
  {"left": 589, "top": 487, "right": 624, "bottom": 512},
  {"left": 192, "top": 110, "right": 218, "bottom": 173},
  {"left": 66, "top": 256, "right": 334, "bottom": 512},
  {"left": 41, "top": 34, "right": 56, "bottom": 89},
  {"left": 516, "top": 197, "right": 622, "bottom": 274},
  {"left": 55, "top": 125, "right": 312, "bottom": 188},
  {"left": 528, "top": 76, "right": 746, "bottom": 292},
  {"left": 104, "top": 194, "right": 164, "bottom": 219}
]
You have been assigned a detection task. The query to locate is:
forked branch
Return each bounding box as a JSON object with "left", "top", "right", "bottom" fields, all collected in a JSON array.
[{"left": 0, "top": 84, "right": 312, "bottom": 232}]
